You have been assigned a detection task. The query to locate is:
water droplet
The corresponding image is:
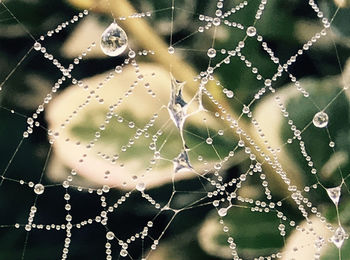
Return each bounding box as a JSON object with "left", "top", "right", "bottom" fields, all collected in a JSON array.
[
  {"left": 331, "top": 226, "right": 347, "bottom": 248},
  {"left": 120, "top": 249, "right": 128, "bottom": 257},
  {"left": 313, "top": 111, "right": 328, "bottom": 128},
  {"left": 264, "top": 79, "right": 272, "bottom": 86},
  {"left": 115, "top": 65, "right": 123, "bottom": 73},
  {"left": 128, "top": 122, "right": 135, "bottom": 128},
  {"left": 207, "top": 48, "right": 216, "bottom": 58},
  {"left": 34, "top": 42, "right": 41, "bottom": 51},
  {"left": 167, "top": 74, "right": 188, "bottom": 131},
  {"left": 213, "top": 18, "right": 220, "bottom": 26},
  {"left": 218, "top": 207, "right": 227, "bottom": 217},
  {"left": 242, "top": 105, "right": 250, "bottom": 114},
  {"left": 226, "top": 90, "right": 234, "bottom": 98},
  {"left": 100, "top": 21, "right": 128, "bottom": 57},
  {"left": 106, "top": 231, "right": 114, "bottom": 240},
  {"left": 246, "top": 26, "right": 256, "bottom": 37},
  {"left": 136, "top": 182, "right": 146, "bottom": 191},
  {"left": 128, "top": 50, "right": 136, "bottom": 58},
  {"left": 173, "top": 150, "right": 193, "bottom": 173},
  {"left": 34, "top": 183, "right": 45, "bottom": 195},
  {"left": 206, "top": 137, "right": 213, "bottom": 145},
  {"left": 168, "top": 46, "right": 174, "bottom": 54},
  {"left": 326, "top": 186, "right": 341, "bottom": 205}
]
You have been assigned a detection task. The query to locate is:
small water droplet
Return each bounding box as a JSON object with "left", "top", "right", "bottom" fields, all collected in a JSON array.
[
  {"left": 206, "top": 137, "right": 213, "bottom": 145},
  {"left": 136, "top": 182, "right": 146, "bottom": 191},
  {"left": 246, "top": 26, "right": 256, "bottom": 37},
  {"left": 128, "top": 122, "right": 135, "bottom": 128},
  {"left": 115, "top": 65, "right": 123, "bottom": 73},
  {"left": 100, "top": 21, "right": 128, "bottom": 57},
  {"left": 218, "top": 207, "right": 227, "bottom": 217},
  {"left": 207, "top": 48, "right": 216, "bottom": 58},
  {"left": 326, "top": 186, "right": 341, "bottom": 205},
  {"left": 313, "top": 111, "right": 328, "bottom": 128},
  {"left": 173, "top": 150, "right": 193, "bottom": 173},
  {"left": 128, "top": 50, "right": 136, "bottom": 58},
  {"left": 34, "top": 42, "right": 41, "bottom": 51},
  {"left": 34, "top": 183, "right": 45, "bottom": 195},
  {"left": 226, "top": 90, "right": 234, "bottom": 98},
  {"left": 120, "top": 249, "right": 128, "bottom": 257},
  {"left": 106, "top": 231, "right": 114, "bottom": 240},
  {"left": 168, "top": 46, "right": 174, "bottom": 54},
  {"left": 242, "top": 105, "right": 250, "bottom": 114}
]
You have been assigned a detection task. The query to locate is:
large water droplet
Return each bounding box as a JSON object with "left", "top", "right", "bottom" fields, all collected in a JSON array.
[
  {"left": 326, "top": 186, "right": 341, "bottom": 205},
  {"left": 331, "top": 226, "right": 347, "bottom": 248},
  {"left": 100, "top": 21, "right": 128, "bottom": 57},
  {"left": 167, "top": 74, "right": 188, "bottom": 131},
  {"left": 313, "top": 111, "right": 328, "bottom": 128},
  {"left": 173, "top": 150, "right": 193, "bottom": 173}
]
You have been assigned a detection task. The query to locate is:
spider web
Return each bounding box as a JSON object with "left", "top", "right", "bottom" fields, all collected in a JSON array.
[{"left": 0, "top": 0, "right": 349, "bottom": 259}]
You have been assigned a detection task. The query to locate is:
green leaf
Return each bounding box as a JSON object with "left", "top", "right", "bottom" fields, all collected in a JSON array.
[{"left": 198, "top": 207, "right": 285, "bottom": 259}]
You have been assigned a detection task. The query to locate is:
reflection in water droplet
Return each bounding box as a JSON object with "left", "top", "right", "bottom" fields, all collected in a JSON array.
[
  {"left": 100, "top": 21, "right": 128, "bottom": 57},
  {"left": 173, "top": 150, "right": 193, "bottom": 173},
  {"left": 326, "top": 186, "right": 341, "bottom": 205}
]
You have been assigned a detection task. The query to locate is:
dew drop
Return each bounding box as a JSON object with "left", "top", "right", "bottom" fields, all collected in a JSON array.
[
  {"left": 34, "top": 183, "right": 45, "bottom": 195},
  {"left": 246, "top": 26, "right": 256, "bottom": 37},
  {"left": 168, "top": 46, "right": 174, "bottom": 54},
  {"left": 128, "top": 50, "right": 136, "bottom": 58},
  {"left": 242, "top": 105, "right": 250, "bottom": 114},
  {"left": 173, "top": 150, "right": 193, "bottom": 173},
  {"left": 120, "top": 249, "right": 128, "bottom": 257},
  {"left": 34, "top": 42, "right": 41, "bottom": 51},
  {"left": 106, "top": 231, "right": 114, "bottom": 240},
  {"left": 115, "top": 65, "right": 123, "bottom": 73},
  {"left": 218, "top": 208, "right": 227, "bottom": 217},
  {"left": 326, "top": 186, "right": 341, "bottom": 205},
  {"left": 313, "top": 111, "right": 328, "bottom": 128},
  {"left": 206, "top": 137, "right": 213, "bottom": 145},
  {"left": 167, "top": 75, "right": 187, "bottom": 131},
  {"left": 100, "top": 21, "right": 128, "bottom": 57},
  {"left": 331, "top": 226, "right": 347, "bottom": 248},
  {"left": 136, "top": 182, "right": 146, "bottom": 191},
  {"left": 207, "top": 48, "right": 216, "bottom": 58},
  {"left": 226, "top": 90, "right": 234, "bottom": 98},
  {"left": 128, "top": 122, "right": 135, "bottom": 128}
]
